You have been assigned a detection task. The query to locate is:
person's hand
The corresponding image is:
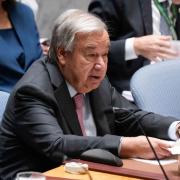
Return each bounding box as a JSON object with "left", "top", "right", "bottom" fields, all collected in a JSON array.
[
  {"left": 120, "top": 136, "right": 172, "bottom": 159},
  {"left": 134, "top": 35, "right": 177, "bottom": 61},
  {"left": 172, "top": 0, "right": 180, "bottom": 5}
]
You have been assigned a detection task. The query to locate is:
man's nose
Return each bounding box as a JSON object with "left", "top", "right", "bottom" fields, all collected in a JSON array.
[{"left": 94, "top": 56, "right": 106, "bottom": 70}]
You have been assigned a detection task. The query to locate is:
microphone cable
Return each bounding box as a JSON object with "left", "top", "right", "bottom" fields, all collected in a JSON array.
[{"left": 110, "top": 107, "right": 169, "bottom": 180}]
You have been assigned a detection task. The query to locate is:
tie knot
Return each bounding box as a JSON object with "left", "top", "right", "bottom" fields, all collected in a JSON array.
[{"left": 73, "top": 93, "right": 84, "bottom": 109}]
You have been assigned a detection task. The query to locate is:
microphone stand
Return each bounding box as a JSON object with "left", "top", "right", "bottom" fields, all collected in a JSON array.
[{"left": 111, "top": 107, "right": 169, "bottom": 180}]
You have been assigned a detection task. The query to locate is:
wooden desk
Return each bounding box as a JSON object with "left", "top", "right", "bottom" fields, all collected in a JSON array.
[
  {"left": 44, "top": 158, "right": 180, "bottom": 180},
  {"left": 44, "top": 166, "right": 139, "bottom": 180}
]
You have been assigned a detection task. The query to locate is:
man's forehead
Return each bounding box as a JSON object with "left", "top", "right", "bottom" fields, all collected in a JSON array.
[
  {"left": 76, "top": 31, "right": 109, "bottom": 40},
  {"left": 75, "top": 32, "right": 110, "bottom": 48},
  {"left": 84, "top": 43, "right": 110, "bottom": 50}
]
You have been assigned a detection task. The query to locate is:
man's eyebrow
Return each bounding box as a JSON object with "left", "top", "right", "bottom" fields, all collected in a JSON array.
[
  {"left": 85, "top": 45, "right": 96, "bottom": 50},
  {"left": 84, "top": 44, "right": 110, "bottom": 50}
]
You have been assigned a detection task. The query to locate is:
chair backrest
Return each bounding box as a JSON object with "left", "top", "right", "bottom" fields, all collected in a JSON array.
[
  {"left": 0, "top": 91, "right": 10, "bottom": 121},
  {"left": 130, "top": 60, "right": 180, "bottom": 119}
]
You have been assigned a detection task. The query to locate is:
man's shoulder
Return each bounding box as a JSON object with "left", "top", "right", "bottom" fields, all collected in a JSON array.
[{"left": 14, "top": 57, "right": 54, "bottom": 94}]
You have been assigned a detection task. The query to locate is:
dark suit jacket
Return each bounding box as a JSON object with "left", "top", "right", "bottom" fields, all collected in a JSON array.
[
  {"left": 0, "top": 2, "right": 42, "bottom": 92},
  {"left": 0, "top": 57, "right": 177, "bottom": 179},
  {"left": 88, "top": 0, "right": 180, "bottom": 92}
]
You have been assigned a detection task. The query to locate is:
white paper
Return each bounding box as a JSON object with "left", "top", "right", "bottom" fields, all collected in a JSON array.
[
  {"left": 132, "top": 158, "right": 177, "bottom": 165},
  {"left": 168, "top": 140, "right": 180, "bottom": 155}
]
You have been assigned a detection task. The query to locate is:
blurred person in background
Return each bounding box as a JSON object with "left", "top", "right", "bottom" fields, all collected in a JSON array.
[
  {"left": 89, "top": 0, "right": 180, "bottom": 95},
  {"left": 0, "top": 0, "right": 42, "bottom": 92},
  {"left": 17, "top": 0, "right": 50, "bottom": 55}
]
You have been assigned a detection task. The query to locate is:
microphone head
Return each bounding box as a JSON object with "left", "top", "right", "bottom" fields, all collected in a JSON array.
[{"left": 104, "top": 107, "right": 114, "bottom": 114}]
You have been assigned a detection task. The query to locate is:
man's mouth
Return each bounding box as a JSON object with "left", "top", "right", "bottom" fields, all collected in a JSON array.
[{"left": 90, "top": 75, "right": 101, "bottom": 80}]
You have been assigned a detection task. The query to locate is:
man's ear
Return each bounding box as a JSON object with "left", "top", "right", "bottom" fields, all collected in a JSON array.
[{"left": 57, "top": 48, "right": 66, "bottom": 65}]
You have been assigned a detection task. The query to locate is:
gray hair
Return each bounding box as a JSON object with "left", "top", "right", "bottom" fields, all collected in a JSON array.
[{"left": 48, "top": 9, "right": 107, "bottom": 62}]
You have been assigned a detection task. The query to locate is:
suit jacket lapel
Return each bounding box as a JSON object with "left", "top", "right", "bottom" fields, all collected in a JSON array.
[
  {"left": 8, "top": 5, "right": 28, "bottom": 63},
  {"left": 175, "top": 5, "right": 180, "bottom": 39},
  {"left": 139, "top": 0, "right": 153, "bottom": 34},
  {"left": 124, "top": 0, "right": 145, "bottom": 35},
  {"left": 89, "top": 88, "right": 112, "bottom": 136},
  {"left": 46, "top": 61, "right": 82, "bottom": 135},
  {"left": 54, "top": 83, "right": 83, "bottom": 135},
  {"left": 7, "top": 4, "right": 41, "bottom": 69}
]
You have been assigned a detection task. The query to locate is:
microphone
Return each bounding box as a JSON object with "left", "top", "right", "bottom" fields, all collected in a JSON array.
[{"left": 106, "top": 107, "right": 169, "bottom": 180}]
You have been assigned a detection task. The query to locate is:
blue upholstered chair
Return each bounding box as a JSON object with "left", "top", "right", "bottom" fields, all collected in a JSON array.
[
  {"left": 0, "top": 91, "right": 10, "bottom": 121},
  {"left": 130, "top": 60, "right": 180, "bottom": 119}
]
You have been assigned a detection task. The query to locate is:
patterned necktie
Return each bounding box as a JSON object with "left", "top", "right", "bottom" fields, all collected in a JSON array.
[
  {"left": 175, "top": 10, "right": 179, "bottom": 38},
  {"left": 160, "top": 1, "right": 172, "bottom": 36},
  {"left": 73, "top": 93, "right": 86, "bottom": 135}
]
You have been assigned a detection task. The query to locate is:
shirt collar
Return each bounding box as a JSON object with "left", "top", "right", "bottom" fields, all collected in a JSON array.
[
  {"left": 66, "top": 81, "right": 77, "bottom": 98},
  {"left": 66, "top": 81, "right": 86, "bottom": 97}
]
